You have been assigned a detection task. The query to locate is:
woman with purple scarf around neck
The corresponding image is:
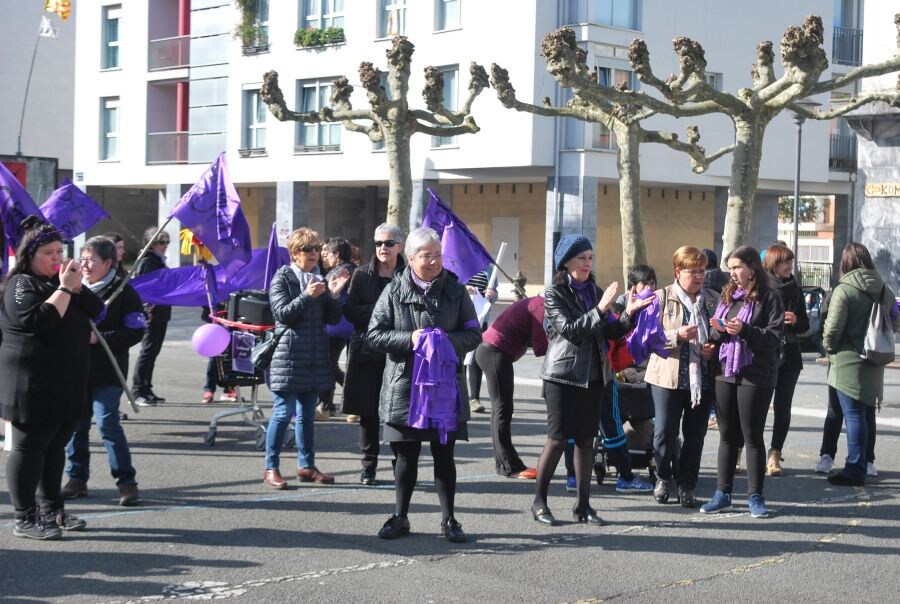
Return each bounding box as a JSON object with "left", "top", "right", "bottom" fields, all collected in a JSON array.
[
  {"left": 700, "top": 246, "right": 784, "bottom": 519},
  {"left": 532, "top": 235, "right": 653, "bottom": 527}
]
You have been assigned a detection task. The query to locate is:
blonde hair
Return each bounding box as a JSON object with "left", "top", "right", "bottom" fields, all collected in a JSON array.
[
  {"left": 286, "top": 228, "right": 319, "bottom": 255},
  {"left": 672, "top": 246, "right": 708, "bottom": 274}
]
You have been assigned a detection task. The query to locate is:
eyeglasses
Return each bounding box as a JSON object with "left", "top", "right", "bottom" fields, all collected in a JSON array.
[
  {"left": 156, "top": 239, "right": 170, "bottom": 245},
  {"left": 416, "top": 252, "right": 442, "bottom": 263},
  {"left": 682, "top": 269, "right": 706, "bottom": 276},
  {"left": 374, "top": 240, "right": 397, "bottom": 248},
  {"left": 297, "top": 244, "right": 322, "bottom": 254},
  {"left": 79, "top": 256, "right": 101, "bottom": 265}
]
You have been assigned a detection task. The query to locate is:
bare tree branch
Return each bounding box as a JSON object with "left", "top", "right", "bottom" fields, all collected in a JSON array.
[
  {"left": 792, "top": 91, "right": 900, "bottom": 120},
  {"left": 810, "top": 55, "right": 900, "bottom": 95},
  {"left": 415, "top": 117, "right": 480, "bottom": 137},
  {"left": 261, "top": 71, "right": 370, "bottom": 122},
  {"left": 643, "top": 126, "right": 735, "bottom": 174}
]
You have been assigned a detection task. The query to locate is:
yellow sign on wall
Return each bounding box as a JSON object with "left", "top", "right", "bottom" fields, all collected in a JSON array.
[{"left": 864, "top": 183, "right": 900, "bottom": 197}]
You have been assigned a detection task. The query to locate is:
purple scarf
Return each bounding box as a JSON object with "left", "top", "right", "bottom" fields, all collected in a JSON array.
[
  {"left": 713, "top": 288, "right": 755, "bottom": 377},
  {"left": 409, "top": 327, "right": 460, "bottom": 444},
  {"left": 626, "top": 289, "right": 670, "bottom": 365},
  {"left": 569, "top": 276, "right": 596, "bottom": 311}
]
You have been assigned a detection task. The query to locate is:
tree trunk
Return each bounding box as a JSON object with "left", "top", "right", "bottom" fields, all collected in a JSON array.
[
  {"left": 383, "top": 121, "right": 413, "bottom": 232},
  {"left": 721, "top": 116, "right": 767, "bottom": 266},
  {"left": 616, "top": 123, "right": 647, "bottom": 284}
]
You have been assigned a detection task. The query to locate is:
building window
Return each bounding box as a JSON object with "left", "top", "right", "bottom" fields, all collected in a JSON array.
[
  {"left": 379, "top": 0, "right": 406, "bottom": 37},
  {"left": 102, "top": 5, "right": 121, "bottom": 69},
  {"left": 431, "top": 67, "right": 458, "bottom": 148},
  {"left": 435, "top": 0, "right": 460, "bottom": 31},
  {"left": 704, "top": 72, "right": 723, "bottom": 91},
  {"left": 257, "top": 0, "right": 270, "bottom": 46},
  {"left": 100, "top": 97, "right": 119, "bottom": 160},
  {"left": 296, "top": 81, "right": 341, "bottom": 151},
  {"left": 595, "top": 0, "right": 641, "bottom": 30},
  {"left": 243, "top": 90, "right": 266, "bottom": 150},
  {"left": 302, "top": 0, "right": 344, "bottom": 30}
]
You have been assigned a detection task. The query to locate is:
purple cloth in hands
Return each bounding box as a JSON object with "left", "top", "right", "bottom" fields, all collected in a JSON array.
[
  {"left": 626, "top": 288, "right": 669, "bottom": 366},
  {"left": 713, "top": 288, "right": 755, "bottom": 377},
  {"left": 409, "top": 327, "right": 460, "bottom": 444}
]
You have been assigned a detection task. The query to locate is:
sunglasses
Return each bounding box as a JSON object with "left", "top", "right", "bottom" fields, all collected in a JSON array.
[
  {"left": 374, "top": 240, "right": 397, "bottom": 248},
  {"left": 297, "top": 244, "right": 322, "bottom": 253}
]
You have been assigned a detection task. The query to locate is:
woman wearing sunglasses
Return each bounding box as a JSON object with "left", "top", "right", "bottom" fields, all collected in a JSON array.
[
  {"left": 263, "top": 228, "right": 350, "bottom": 490},
  {"left": 342, "top": 224, "right": 405, "bottom": 485}
]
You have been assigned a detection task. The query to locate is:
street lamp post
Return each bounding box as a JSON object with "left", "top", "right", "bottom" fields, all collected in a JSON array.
[{"left": 790, "top": 100, "right": 821, "bottom": 280}]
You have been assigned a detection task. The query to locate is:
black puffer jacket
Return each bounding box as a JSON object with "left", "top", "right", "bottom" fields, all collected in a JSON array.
[
  {"left": 367, "top": 267, "right": 481, "bottom": 426},
  {"left": 267, "top": 265, "right": 343, "bottom": 392},
  {"left": 135, "top": 251, "right": 171, "bottom": 321},
  {"left": 90, "top": 276, "right": 145, "bottom": 386},
  {"left": 770, "top": 273, "right": 809, "bottom": 373},
  {"left": 541, "top": 278, "right": 633, "bottom": 388}
]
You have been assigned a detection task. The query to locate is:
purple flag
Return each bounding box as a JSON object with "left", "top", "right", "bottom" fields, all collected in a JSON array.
[
  {"left": 0, "top": 161, "right": 47, "bottom": 251},
  {"left": 169, "top": 152, "right": 252, "bottom": 265},
  {"left": 263, "top": 222, "right": 285, "bottom": 290},
  {"left": 40, "top": 178, "right": 110, "bottom": 240},
  {"left": 421, "top": 188, "right": 494, "bottom": 284}
]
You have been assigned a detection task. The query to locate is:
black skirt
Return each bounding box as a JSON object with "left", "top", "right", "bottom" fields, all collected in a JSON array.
[
  {"left": 382, "top": 422, "right": 469, "bottom": 443},
  {"left": 542, "top": 379, "right": 603, "bottom": 441}
]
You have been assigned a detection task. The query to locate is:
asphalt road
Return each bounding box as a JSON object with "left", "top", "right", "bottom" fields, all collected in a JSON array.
[{"left": 1, "top": 307, "right": 898, "bottom": 603}]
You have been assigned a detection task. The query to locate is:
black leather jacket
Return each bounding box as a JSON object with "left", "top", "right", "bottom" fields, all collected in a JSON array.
[{"left": 540, "top": 279, "right": 633, "bottom": 388}]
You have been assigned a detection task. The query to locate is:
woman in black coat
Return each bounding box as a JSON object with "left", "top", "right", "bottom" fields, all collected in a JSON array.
[
  {"left": 367, "top": 227, "right": 482, "bottom": 543},
  {"left": 0, "top": 218, "right": 103, "bottom": 540},
  {"left": 342, "top": 223, "right": 405, "bottom": 485},
  {"left": 762, "top": 244, "right": 809, "bottom": 476},
  {"left": 533, "top": 235, "right": 651, "bottom": 527}
]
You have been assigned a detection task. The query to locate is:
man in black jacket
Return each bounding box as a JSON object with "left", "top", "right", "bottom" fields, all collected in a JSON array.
[{"left": 131, "top": 227, "right": 172, "bottom": 406}]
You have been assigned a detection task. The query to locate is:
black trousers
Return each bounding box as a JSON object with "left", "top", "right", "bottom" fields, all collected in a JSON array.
[
  {"left": 359, "top": 415, "right": 380, "bottom": 470},
  {"left": 820, "top": 385, "right": 876, "bottom": 463},
  {"left": 132, "top": 316, "right": 169, "bottom": 393},
  {"left": 389, "top": 440, "right": 456, "bottom": 520},
  {"left": 475, "top": 343, "right": 527, "bottom": 476},
  {"left": 769, "top": 367, "right": 801, "bottom": 451},
  {"left": 6, "top": 420, "right": 77, "bottom": 520},
  {"left": 318, "top": 337, "right": 347, "bottom": 410},
  {"left": 714, "top": 381, "right": 774, "bottom": 496},
  {"left": 650, "top": 385, "right": 712, "bottom": 490}
]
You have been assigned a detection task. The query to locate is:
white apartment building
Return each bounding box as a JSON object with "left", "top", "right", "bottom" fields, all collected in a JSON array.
[{"left": 72, "top": 0, "right": 863, "bottom": 291}]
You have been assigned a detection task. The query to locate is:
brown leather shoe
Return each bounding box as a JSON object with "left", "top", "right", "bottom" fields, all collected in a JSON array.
[
  {"left": 263, "top": 469, "right": 287, "bottom": 490},
  {"left": 297, "top": 466, "right": 335, "bottom": 484}
]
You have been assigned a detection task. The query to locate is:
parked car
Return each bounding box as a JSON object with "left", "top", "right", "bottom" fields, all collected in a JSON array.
[{"left": 800, "top": 286, "right": 826, "bottom": 354}]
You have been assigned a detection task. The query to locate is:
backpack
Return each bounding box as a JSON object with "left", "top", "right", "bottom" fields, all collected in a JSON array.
[{"left": 860, "top": 285, "right": 895, "bottom": 366}]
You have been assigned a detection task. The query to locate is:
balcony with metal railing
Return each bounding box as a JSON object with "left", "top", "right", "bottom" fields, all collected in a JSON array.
[
  {"left": 829, "top": 134, "right": 857, "bottom": 172},
  {"left": 832, "top": 26, "right": 863, "bottom": 66},
  {"left": 147, "top": 132, "right": 188, "bottom": 164},
  {"left": 148, "top": 35, "right": 190, "bottom": 71}
]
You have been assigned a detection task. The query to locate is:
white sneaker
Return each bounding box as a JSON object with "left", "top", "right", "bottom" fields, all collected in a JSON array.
[
  {"left": 815, "top": 454, "right": 834, "bottom": 474},
  {"left": 867, "top": 462, "right": 877, "bottom": 477}
]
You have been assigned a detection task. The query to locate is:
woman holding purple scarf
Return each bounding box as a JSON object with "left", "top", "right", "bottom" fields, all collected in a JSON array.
[{"left": 700, "top": 246, "right": 784, "bottom": 518}]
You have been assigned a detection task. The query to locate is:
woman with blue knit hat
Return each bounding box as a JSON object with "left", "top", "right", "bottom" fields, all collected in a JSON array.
[{"left": 531, "top": 234, "right": 654, "bottom": 526}]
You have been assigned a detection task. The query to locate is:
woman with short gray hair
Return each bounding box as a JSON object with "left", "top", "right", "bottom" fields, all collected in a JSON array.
[{"left": 367, "top": 227, "right": 481, "bottom": 543}]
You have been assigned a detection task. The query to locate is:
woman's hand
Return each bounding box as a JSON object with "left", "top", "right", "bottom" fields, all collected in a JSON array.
[
  {"left": 484, "top": 287, "right": 496, "bottom": 303},
  {"left": 700, "top": 342, "right": 717, "bottom": 360},
  {"left": 709, "top": 317, "right": 727, "bottom": 333},
  {"left": 678, "top": 324, "right": 699, "bottom": 342},
  {"left": 623, "top": 286, "right": 654, "bottom": 317},
  {"left": 784, "top": 311, "right": 796, "bottom": 326},
  {"left": 724, "top": 317, "right": 743, "bottom": 336},
  {"left": 59, "top": 259, "right": 82, "bottom": 291},
  {"left": 411, "top": 328, "right": 424, "bottom": 348},
  {"left": 327, "top": 268, "right": 350, "bottom": 297},
  {"left": 90, "top": 331, "right": 99, "bottom": 344},
  {"left": 597, "top": 281, "right": 620, "bottom": 313},
  {"left": 305, "top": 277, "right": 326, "bottom": 298}
]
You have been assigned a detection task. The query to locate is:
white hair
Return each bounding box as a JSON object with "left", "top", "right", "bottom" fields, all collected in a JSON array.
[
  {"left": 374, "top": 222, "right": 403, "bottom": 241},
  {"left": 405, "top": 227, "right": 441, "bottom": 258}
]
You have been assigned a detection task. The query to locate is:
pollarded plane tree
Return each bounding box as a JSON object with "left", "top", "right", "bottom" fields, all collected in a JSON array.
[
  {"left": 526, "top": 15, "right": 900, "bottom": 266},
  {"left": 261, "top": 36, "right": 489, "bottom": 231},
  {"left": 491, "top": 30, "right": 734, "bottom": 280}
]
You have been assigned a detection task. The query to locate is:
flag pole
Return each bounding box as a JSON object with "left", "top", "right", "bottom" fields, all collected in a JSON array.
[
  {"left": 104, "top": 217, "right": 174, "bottom": 307},
  {"left": 16, "top": 15, "right": 45, "bottom": 157},
  {"left": 90, "top": 323, "right": 140, "bottom": 413}
]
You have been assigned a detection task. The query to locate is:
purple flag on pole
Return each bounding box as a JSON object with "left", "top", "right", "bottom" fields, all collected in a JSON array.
[
  {"left": 263, "top": 222, "right": 285, "bottom": 290},
  {"left": 168, "top": 152, "right": 252, "bottom": 265},
  {"left": 421, "top": 187, "right": 494, "bottom": 284},
  {"left": 0, "top": 160, "right": 47, "bottom": 251},
  {"left": 40, "top": 178, "right": 110, "bottom": 240}
]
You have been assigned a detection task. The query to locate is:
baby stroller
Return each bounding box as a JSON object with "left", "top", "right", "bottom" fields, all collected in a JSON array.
[{"left": 593, "top": 376, "right": 680, "bottom": 486}]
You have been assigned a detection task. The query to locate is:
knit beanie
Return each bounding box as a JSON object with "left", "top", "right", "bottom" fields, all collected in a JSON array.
[{"left": 554, "top": 234, "right": 593, "bottom": 270}]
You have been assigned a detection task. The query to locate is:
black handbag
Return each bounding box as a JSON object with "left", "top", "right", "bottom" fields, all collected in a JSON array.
[
  {"left": 251, "top": 325, "right": 289, "bottom": 370},
  {"left": 348, "top": 330, "right": 383, "bottom": 364}
]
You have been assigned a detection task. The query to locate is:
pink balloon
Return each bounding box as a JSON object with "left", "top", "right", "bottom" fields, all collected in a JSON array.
[{"left": 192, "top": 323, "right": 231, "bottom": 357}]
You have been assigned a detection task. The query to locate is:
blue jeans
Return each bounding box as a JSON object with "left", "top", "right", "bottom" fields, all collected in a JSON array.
[
  {"left": 835, "top": 389, "right": 868, "bottom": 483},
  {"left": 266, "top": 390, "right": 318, "bottom": 470},
  {"left": 66, "top": 385, "right": 137, "bottom": 486}
]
